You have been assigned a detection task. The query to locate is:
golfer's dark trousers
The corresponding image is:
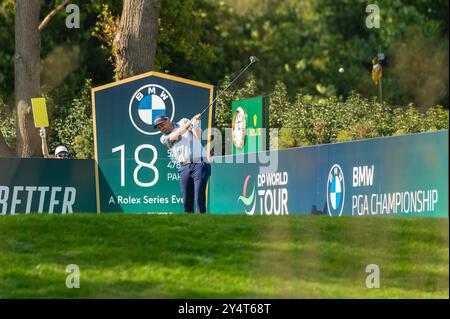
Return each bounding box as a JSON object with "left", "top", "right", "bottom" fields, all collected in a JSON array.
[{"left": 178, "top": 161, "right": 211, "bottom": 213}]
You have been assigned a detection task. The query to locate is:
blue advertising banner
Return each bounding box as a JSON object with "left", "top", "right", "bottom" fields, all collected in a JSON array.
[
  {"left": 208, "top": 130, "right": 448, "bottom": 217},
  {"left": 92, "top": 71, "right": 215, "bottom": 213},
  {"left": 0, "top": 158, "right": 97, "bottom": 215}
]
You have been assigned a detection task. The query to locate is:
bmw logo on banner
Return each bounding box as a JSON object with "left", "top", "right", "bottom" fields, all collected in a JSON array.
[
  {"left": 327, "top": 164, "right": 345, "bottom": 216},
  {"left": 129, "top": 84, "right": 175, "bottom": 135}
]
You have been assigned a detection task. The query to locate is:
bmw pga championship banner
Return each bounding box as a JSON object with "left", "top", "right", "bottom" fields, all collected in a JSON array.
[
  {"left": 92, "top": 71, "right": 215, "bottom": 213},
  {"left": 208, "top": 130, "right": 448, "bottom": 217},
  {"left": 0, "top": 158, "right": 96, "bottom": 215}
]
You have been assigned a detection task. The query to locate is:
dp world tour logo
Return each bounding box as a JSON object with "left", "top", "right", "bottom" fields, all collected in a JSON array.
[
  {"left": 327, "top": 164, "right": 345, "bottom": 217},
  {"left": 129, "top": 84, "right": 175, "bottom": 135},
  {"left": 238, "top": 175, "right": 256, "bottom": 215}
]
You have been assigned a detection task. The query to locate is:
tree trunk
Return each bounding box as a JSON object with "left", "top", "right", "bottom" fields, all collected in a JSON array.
[
  {"left": 113, "top": 0, "right": 161, "bottom": 80},
  {"left": 15, "top": 0, "right": 41, "bottom": 157}
]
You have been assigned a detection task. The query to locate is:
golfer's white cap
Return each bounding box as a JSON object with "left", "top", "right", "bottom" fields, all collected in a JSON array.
[{"left": 55, "top": 145, "right": 68, "bottom": 155}]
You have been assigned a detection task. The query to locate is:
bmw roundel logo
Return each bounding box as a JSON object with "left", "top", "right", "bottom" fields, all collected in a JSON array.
[
  {"left": 327, "top": 164, "right": 345, "bottom": 217},
  {"left": 128, "top": 84, "right": 175, "bottom": 135}
]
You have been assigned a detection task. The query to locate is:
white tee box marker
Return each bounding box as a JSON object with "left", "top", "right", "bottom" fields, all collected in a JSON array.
[{"left": 31, "top": 97, "right": 49, "bottom": 128}]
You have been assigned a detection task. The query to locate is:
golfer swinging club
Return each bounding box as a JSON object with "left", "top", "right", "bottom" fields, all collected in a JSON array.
[
  {"left": 154, "top": 113, "right": 211, "bottom": 214},
  {"left": 154, "top": 56, "right": 258, "bottom": 213}
]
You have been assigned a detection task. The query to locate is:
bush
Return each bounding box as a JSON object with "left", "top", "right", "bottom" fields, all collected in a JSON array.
[
  {"left": 215, "top": 78, "right": 448, "bottom": 152},
  {"left": 269, "top": 81, "right": 289, "bottom": 129},
  {"left": 423, "top": 105, "right": 449, "bottom": 131},
  {"left": 4, "top": 76, "right": 447, "bottom": 159},
  {"left": 0, "top": 97, "right": 15, "bottom": 150},
  {"left": 336, "top": 130, "right": 353, "bottom": 143},
  {"left": 277, "top": 128, "right": 296, "bottom": 149},
  {"left": 52, "top": 79, "right": 94, "bottom": 159}
]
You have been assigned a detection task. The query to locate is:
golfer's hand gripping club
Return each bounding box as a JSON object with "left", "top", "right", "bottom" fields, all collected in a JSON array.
[{"left": 169, "top": 113, "right": 202, "bottom": 142}]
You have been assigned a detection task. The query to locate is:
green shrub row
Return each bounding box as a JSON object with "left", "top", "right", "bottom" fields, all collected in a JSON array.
[
  {"left": 1, "top": 77, "right": 448, "bottom": 158},
  {"left": 215, "top": 79, "right": 449, "bottom": 151}
]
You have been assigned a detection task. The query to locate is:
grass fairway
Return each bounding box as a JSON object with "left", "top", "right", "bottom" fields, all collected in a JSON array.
[{"left": 0, "top": 214, "right": 448, "bottom": 298}]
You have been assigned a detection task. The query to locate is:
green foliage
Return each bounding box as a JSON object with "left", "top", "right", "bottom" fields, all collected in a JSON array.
[
  {"left": 73, "top": 135, "right": 92, "bottom": 159},
  {"left": 315, "top": 0, "right": 449, "bottom": 107},
  {"left": 423, "top": 105, "right": 450, "bottom": 131},
  {"left": 52, "top": 79, "right": 94, "bottom": 159},
  {"left": 269, "top": 81, "right": 289, "bottom": 129},
  {"left": 278, "top": 92, "right": 448, "bottom": 147},
  {"left": 91, "top": 0, "right": 225, "bottom": 82},
  {"left": 215, "top": 74, "right": 258, "bottom": 133},
  {"left": 0, "top": 0, "right": 15, "bottom": 103},
  {"left": 277, "top": 128, "right": 295, "bottom": 149},
  {"left": 0, "top": 96, "right": 15, "bottom": 150},
  {"left": 215, "top": 78, "right": 448, "bottom": 151},
  {"left": 92, "top": 4, "right": 120, "bottom": 52},
  {"left": 0, "top": 0, "right": 448, "bottom": 157},
  {"left": 1, "top": 0, "right": 449, "bottom": 109},
  {"left": 336, "top": 130, "right": 353, "bottom": 143}
]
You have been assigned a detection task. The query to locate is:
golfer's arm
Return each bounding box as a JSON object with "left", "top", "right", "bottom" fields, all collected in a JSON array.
[{"left": 168, "top": 120, "right": 192, "bottom": 142}]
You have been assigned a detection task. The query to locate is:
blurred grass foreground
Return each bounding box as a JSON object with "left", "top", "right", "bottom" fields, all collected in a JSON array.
[{"left": 0, "top": 214, "right": 448, "bottom": 298}]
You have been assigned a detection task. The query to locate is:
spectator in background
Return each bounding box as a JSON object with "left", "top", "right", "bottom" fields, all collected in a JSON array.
[
  {"left": 54, "top": 146, "right": 69, "bottom": 159},
  {"left": 40, "top": 127, "right": 69, "bottom": 159}
]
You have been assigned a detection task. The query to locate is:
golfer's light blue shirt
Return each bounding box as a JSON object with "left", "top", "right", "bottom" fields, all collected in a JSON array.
[{"left": 160, "top": 118, "right": 206, "bottom": 164}]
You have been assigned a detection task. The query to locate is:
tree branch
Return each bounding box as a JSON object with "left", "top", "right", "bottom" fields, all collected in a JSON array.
[{"left": 38, "top": 0, "right": 70, "bottom": 32}]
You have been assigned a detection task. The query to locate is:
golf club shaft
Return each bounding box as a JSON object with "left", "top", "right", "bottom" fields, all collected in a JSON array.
[{"left": 199, "top": 60, "right": 256, "bottom": 117}]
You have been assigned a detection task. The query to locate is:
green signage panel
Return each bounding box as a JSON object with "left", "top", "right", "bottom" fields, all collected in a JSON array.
[
  {"left": 231, "top": 96, "right": 269, "bottom": 155},
  {"left": 0, "top": 158, "right": 97, "bottom": 215},
  {"left": 208, "top": 130, "right": 448, "bottom": 217},
  {"left": 92, "top": 72, "right": 215, "bottom": 213}
]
